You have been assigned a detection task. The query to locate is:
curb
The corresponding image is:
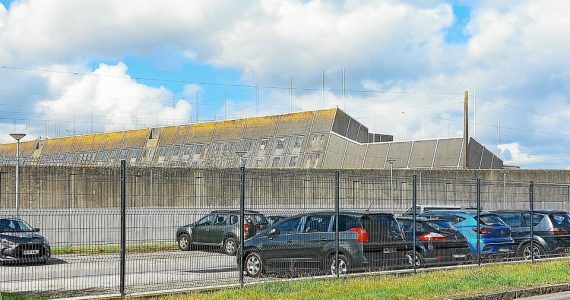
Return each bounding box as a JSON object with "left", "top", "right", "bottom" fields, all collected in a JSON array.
[{"left": 451, "top": 283, "right": 570, "bottom": 300}]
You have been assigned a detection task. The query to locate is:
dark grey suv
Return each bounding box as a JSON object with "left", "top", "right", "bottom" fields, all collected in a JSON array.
[
  {"left": 0, "top": 217, "right": 51, "bottom": 264},
  {"left": 238, "top": 211, "right": 408, "bottom": 277},
  {"left": 176, "top": 210, "right": 268, "bottom": 255}
]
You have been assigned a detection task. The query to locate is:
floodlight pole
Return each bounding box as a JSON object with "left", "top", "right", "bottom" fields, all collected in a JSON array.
[
  {"left": 387, "top": 159, "right": 395, "bottom": 212},
  {"left": 10, "top": 133, "right": 26, "bottom": 217}
]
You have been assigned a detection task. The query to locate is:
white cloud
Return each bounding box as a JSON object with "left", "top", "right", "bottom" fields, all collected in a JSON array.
[
  {"left": 498, "top": 142, "right": 544, "bottom": 166},
  {"left": 35, "top": 62, "right": 191, "bottom": 132}
]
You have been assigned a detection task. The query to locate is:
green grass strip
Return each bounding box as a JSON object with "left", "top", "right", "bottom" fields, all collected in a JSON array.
[
  {"left": 160, "top": 259, "right": 570, "bottom": 300},
  {"left": 51, "top": 242, "right": 177, "bottom": 255}
]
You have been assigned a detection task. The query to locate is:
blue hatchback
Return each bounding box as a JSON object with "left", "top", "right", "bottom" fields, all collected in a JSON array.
[{"left": 420, "top": 211, "right": 514, "bottom": 256}]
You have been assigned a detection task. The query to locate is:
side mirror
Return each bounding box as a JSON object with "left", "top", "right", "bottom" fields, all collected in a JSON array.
[
  {"left": 34, "top": 228, "right": 40, "bottom": 232},
  {"left": 268, "top": 228, "right": 279, "bottom": 239}
]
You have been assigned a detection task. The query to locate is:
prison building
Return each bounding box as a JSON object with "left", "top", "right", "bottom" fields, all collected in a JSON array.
[{"left": 0, "top": 108, "right": 503, "bottom": 169}]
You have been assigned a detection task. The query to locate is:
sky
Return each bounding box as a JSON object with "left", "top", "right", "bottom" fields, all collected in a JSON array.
[{"left": 0, "top": 0, "right": 569, "bottom": 169}]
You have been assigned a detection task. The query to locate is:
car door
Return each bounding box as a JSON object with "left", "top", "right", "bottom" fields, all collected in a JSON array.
[
  {"left": 298, "top": 214, "right": 333, "bottom": 267},
  {"left": 500, "top": 213, "right": 525, "bottom": 246},
  {"left": 193, "top": 214, "right": 216, "bottom": 244},
  {"left": 211, "top": 214, "right": 229, "bottom": 244},
  {"left": 262, "top": 216, "right": 303, "bottom": 270}
]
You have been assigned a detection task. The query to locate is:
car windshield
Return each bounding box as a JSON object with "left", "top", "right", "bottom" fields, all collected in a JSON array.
[
  {"left": 478, "top": 214, "right": 506, "bottom": 226},
  {"left": 551, "top": 213, "right": 570, "bottom": 226},
  {"left": 0, "top": 219, "right": 34, "bottom": 232},
  {"left": 427, "top": 220, "right": 457, "bottom": 231}
]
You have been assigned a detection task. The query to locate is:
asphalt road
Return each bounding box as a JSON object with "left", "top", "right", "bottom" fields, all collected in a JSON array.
[
  {"left": 0, "top": 250, "right": 243, "bottom": 295},
  {"left": 519, "top": 291, "right": 570, "bottom": 300}
]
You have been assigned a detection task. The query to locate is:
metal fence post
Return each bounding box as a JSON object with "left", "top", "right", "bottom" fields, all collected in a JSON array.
[
  {"left": 530, "top": 181, "right": 534, "bottom": 262},
  {"left": 412, "top": 175, "right": 417, "bottom": 273},
  {"left": 239, "top": 165, "right": 245, "bottom": 287},
  {"left": 476, "top": 178, "right": 481, "bottom": 266},
  {"left": 335, "top": 171, "right": 340, "bottom": 279},
  {"left": 119, "top": 160, "right": 127, "bottom": 297}
]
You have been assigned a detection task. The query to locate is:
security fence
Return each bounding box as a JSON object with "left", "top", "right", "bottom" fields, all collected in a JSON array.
[{"left": 1, "top": 162, "right": 570, "bottom": 298}]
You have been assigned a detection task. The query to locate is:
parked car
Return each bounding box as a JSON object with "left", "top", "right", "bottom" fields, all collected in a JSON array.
[
  {"left": 266, "top": 216, "right": 287, "bottom": 226},
  {"left": 0, "top": 217, "right": 51, "bottom": 264},
  {"left": 493, "top": 210, "right": 570, "bottom": 260},
  {"left": 397, "top": 216, "right": 471, "bottom": 266},
  {"left": 419, "top": 211, "right": 514, "bottom": 257},
  {"left": 237, "top": 211, "right": 408, "bottom": 277},
  {"left": 176, "top": 210, "right": 269, "bottom": 255}
]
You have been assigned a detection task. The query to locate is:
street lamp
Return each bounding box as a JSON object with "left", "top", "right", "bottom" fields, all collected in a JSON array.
[
  {"left": 10, "top": 133, "right": 26, "bottom": 217},
  {"left": 387, "top": 159, "right": 396, "bottom": 213}
]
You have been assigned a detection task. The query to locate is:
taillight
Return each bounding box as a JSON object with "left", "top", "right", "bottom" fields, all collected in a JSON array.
[
  {"left": 243, "top": 223, "right": 250, "bottom": 233},
  {"left": 349, "top": 227, "right": 369, "bottom": 243},
  {"left": 549, "top": 228, "right": 567, "bottom": 236},
  {"left": 471, "top": 227, "right": 492, "bottom": 234},
  {"left": 418, "top": 232, "right": 446, "bottom": 241}
]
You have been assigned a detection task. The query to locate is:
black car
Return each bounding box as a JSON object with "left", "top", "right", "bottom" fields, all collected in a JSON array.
[
  {"left": 397, "top": 216, "right": 470, "bottom": 266},
  {"left": 176, "top": 210, "right": 268, "bottom": 255},
  {"left": 238, "top": 211, "right": 408, "bottom": 277},
  {"left": 266, "top": 216, "right": 287, "bottom": 226},
  {"left": 0, "top": 217, "right": 51, "bottom": 264},
  {"left": 493, "top": 210, "right": 570, "bottom": 259}
]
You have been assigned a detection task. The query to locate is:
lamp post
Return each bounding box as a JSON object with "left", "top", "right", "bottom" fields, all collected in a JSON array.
[
  {"left": 387, "top": 159, "right": 396, "bottom": 212},
  {"left": 10, "top": 133, "right": 26, "bottom": 217},
  {"left": 235, "top": 150, "right": 247, "bottom": 288}
]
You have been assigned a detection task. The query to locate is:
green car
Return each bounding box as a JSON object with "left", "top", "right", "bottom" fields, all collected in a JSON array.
[{"left": 176, "top": 210, "right": 268, "bottom": 255}]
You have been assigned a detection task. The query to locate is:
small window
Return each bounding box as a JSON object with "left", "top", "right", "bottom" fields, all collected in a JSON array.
[
  {"left": 229, "top": 215, "right": 239, "bottom": 225},
  {"left": 191, "top": 161, "right": 198, "bottom": 167},
  {"left": 312, "top": 135, "right": 317, "bottom": 141},
  {"left": 320, "top": 134, "right": 325, "bottom": 140},
  {"left": 97, "top": 150, "right": 106, "bottom": 161},
  {"left": 144, "top": 148, "right": 155, "bottom": 158},
  {"left": 214, "top": 214, "right": 228, "bottom": 225},
  {"left": 119, "top": 149, "right": 128, "bottom": 160},
  {"left": 255, "top": 158, "right": 264, "bottom": 168},
  {"left": 316, "top": 154, "right": 321, "bottom": 160},
  {"left": 272, "top": 157, "right": 281, "bottom": 167},
  {"left": 260, "top": 139, "right": 269, "bottom": 150},
  {"left": 131, "top": 149, "right": 140, "bottom": 159},
  {"left": 172, "top": 145, "right": 181, "bottom": 156},
  {"left": 522, "top": 213, "right": 545, "bottom": 227},
  {"left": 244, "top": 140, "right": 252, "bottom": 151},
  {"left": 183, "top": 144, "right": 193, "bottom": 156},
  {"left": 194, "top": 144, "right": 203, "bottom": 155},
  {"left": 289, "top": 156, "right": 298, "bottom": 167},
  {"left": 159, "top": 146, "right": 169, "bottom": 157},
  {"left": 108, "top": 150, "right": 117, "bottom": 160},
  {"left": 294, "top": 136, "right": 304, "bottom": 148},
  {"left": 276, "top": 138, "right": 285, "bottom": 149}
]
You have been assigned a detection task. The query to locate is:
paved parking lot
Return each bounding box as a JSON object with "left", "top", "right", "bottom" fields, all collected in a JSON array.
[{"left": 0, "top": 250, "right": 241, "bottom": 295}]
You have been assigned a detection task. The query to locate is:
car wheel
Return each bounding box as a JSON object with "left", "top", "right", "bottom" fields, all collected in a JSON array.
[
  {"left": 178, "top": 234, "right": 192, "bottom": 251},
  {"left": 245, "top": 252, "right": 264, "bottom": 277},
  {"left": 520, "top": 243, "right": 545, "bottom": 260},
  {"left": 407, "top": 251, "right": 424, "bottom": 267},
  {"left": 330, "top": 254, "right": 350, "bottom": 275},
  {"left": 223, "top": 237, "right": 238, "bottom": 256}
]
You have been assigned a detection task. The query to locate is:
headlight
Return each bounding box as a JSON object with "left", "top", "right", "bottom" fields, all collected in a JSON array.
[{"left": 1, "top": 238, "right": 16, "bottom": 248}]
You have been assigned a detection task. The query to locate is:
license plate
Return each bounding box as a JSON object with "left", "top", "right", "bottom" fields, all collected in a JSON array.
[
  {"left": 453, "top": 254, "right": 467, "bottom": 258},
  {"left": 23, "top": 250, "right": 39, "bottom": 255},
  {"left": 383, "top": 248, "right": 396, "bottom": 254}
]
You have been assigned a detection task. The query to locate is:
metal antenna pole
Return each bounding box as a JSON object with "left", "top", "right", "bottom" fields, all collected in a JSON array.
[
  {"left": 289, "top": 75, "right": 293, "bottom": 112},
  {"left": 322, "top": 70, "right": 325, "bottom": 109}
]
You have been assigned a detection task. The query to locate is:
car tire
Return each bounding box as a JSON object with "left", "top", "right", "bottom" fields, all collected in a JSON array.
[
  {"left": 178, "top": 234, "right": 192, "bottom": 251},
  {"left": 407, "top": 251, "right": 424, "bottom": 267},
  {"left": 223, "top": 237, "right": 238, "bottom": 256},
  {"left": 329, "top": 254, "right": 350, "bottom": 275},
  {"left": 520, "top": 242, "right": 545, "bottom": 260},
  {"left": 244, "top": 252, "right": 264, "bottom": 277}
]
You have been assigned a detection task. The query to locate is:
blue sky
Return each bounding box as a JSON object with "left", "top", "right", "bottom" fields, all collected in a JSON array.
[{"left": 0, "top": 0, "right": 569, "bottom": 169}]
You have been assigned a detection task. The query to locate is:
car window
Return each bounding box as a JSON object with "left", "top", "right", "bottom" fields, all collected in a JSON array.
[
  {"left": 429, "top": 214, "right": 464, "bottom": 224},
  {"left": 275, "top": 217, "right": 302, "bottom": 234},
  {"left": 197, "top": 214, "right": 216, "bottom": 226},
  {"left": 214, "top": 214, "right": 228, "bottom": 225},
  {"left": 246, "top": 214, "right": 268, "bottom": 225},
  {"left": 478, "top": 214, "right": 506, "bottom": 226},
  {"left": 303, "top": 215, "right": 332, "bottom": 233},
  {"left": 550, "top": 213, "right": 570, "bottom": 226},
  {"left": 426, "top": 220, "right": 457, "bottom": 231},
  {"left": 0, "top": 219, "right": 33, "bottom": 232},
  {"left": 522, "top": 213, "right": 544, "bottom": 227},
  {"left": 229, "top": 215, "right": 239, "bottom": 225},
  {"left": 498, "top": 213, "right": 522, "bottom": 227},
  {"left": 334, "top": 215, "right": 363, "bottom": 231}
]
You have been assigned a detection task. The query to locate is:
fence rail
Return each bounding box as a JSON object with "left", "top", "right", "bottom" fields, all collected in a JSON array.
[{"left": 1, "top": 161, "right": 570, "bottom": 298}]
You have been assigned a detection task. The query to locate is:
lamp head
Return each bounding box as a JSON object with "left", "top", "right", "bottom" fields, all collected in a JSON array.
[{"left": 10, "top": 133, "right": 26, "bottom": 141}]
